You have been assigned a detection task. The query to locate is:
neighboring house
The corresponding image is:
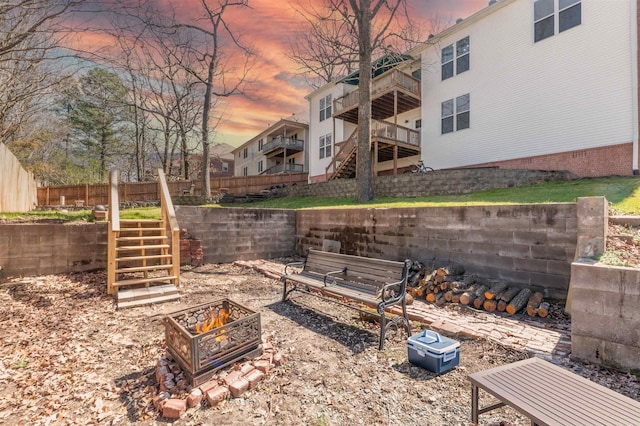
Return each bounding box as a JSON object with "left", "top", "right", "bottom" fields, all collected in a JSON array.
[
  {"left": 233, "top": 116, "right": 309, "bottom": 177},
  {"left": 189, "top": 143, "right": 235, "bottom": 178},
  {"left": 307, "top": 0, "right": 639, "bottom": 182}
]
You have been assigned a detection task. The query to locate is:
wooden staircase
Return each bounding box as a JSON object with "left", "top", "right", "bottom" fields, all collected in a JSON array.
[
  {"left": 326, "top": 129, "right": 358, "bottom": 180},
  {"left": 107, "top": 169, "right": 181, "bottom": 308}
]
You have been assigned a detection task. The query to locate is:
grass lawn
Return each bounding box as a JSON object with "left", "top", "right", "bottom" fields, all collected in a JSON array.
[
  {"left": 2, "top": 176, "right": 639, "bottom": 220},
  {"left": 231, "top": 176, "right": 640, "bottom": 215}
]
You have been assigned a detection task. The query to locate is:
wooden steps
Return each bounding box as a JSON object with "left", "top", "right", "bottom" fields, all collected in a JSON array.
[
  {"left": 107, "top": 169, "right": 181, "bottom": 308},
  {"left": 117, "top": 283, "right": 181, "bottom": 309}
]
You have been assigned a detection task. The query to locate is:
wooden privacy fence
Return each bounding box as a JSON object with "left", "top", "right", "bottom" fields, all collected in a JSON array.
[
  {"left": 0, "top": 143, "right": 37, "bottom": 212},
  {"left": 37, "top": 172, "right": 308, "bottom": 207}
]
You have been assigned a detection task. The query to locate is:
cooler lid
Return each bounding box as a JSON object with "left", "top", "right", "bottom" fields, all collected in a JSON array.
[{"left": 408, "top": 330, "right": 460, "bottom": 355}]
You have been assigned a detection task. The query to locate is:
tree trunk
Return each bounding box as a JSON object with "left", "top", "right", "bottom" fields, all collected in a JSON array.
[
  {"left": 354, "top": 0, "right": 373, "bottom": 202},
  {"left": 506, "top": 288, "right": 532, "bottom": 315}
]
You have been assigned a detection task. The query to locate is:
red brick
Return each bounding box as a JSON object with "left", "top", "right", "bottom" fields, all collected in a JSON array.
[
  {"left": 254, "top": 359, "right": 270, "bottom": 375},
  {"left": 260, "top": 352, "right": 273, "bottom": 364},
  {"left": 205, "top": 385, "right": 229, "bottom": 406},
  {"left": 153, "top": 392, "right": 170, "bottom": 410},
  {"left": 162, "top": 398, "right": 187, "bottom": 419},
  {"left": 199, "top": 379, "right": 219, "bottom": 395},
  {"left": 273, "top": 352, "right": 284, "bottom": 366},
  {"left": 187, "top": 388, "right": 203, "bottom": 408},
  {"left": 155, "top": 365, "right": 169, "bottom": 383},
  {"left": 228, "top": 376, "right": 250, "bottom": 398},
  {"left": 261, "top": 342, "right": 274, "bottom": 352},
  {"left": 244, "top": 369, "right": 265, "bottom": 389},
  {"left": 240, "top": 363, "right": 255, "bottom": 375},
  {"left": 222, "top": 370, "right": 242, "bottom": 387}
]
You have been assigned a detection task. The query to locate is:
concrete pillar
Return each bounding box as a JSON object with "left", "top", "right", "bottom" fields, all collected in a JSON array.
[{"left": 575, "top": 196, "right": 608, "bottom": 259}]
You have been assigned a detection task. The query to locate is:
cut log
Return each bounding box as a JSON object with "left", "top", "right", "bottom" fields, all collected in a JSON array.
[
  {"left": 526, "top": 292, "right": 544, "bottom": 316},
  {"left": 474, "top": 285, "right": 489, "bottom": 297},
  {"left": 464, "top": 274, "right": 477, "bottom": 286},
  {"left": 439, "top": 282, "right": 449, "bottom": 291},
  {"left": 497, "top": 300, "right": 507, "bottom": 312},
  {"left": 434, "top": 275, "right": 444, "bottom": 285},
  {"left": 506, "top": 288, "right": 532, "bottom": 315},
  {"left": 426, "top": 292, "right": 436, "bottom": 303},
  {"left": 451, "top": 294, "right": 460, "bottom": 304},
  {"left": 435, "top": 292, "right": 446, "bottom": 307},
  {"left": 436, "top": 264, "right": 465, "bottom": 277},
  {"left": 405, "top": 293, "right": 414, "bottom": 305},
  {"left": 459, "top": 285, "right": 478, "bottom": 305},
  {"left": 473, "top": 294, "right": 486, "bottom": 309},
  {"left": 484, "top": 281, "right": 509, "bottom": 300},
  {"left": 483, "top": 298, "right": 498, "bottom": 312},
  {"left": 444, "top": 290, "right": 453, "bottom": 302},
  {"left": 537, "top": 301, "right": 551, "bottom": 318},
  {"left": 500, "top": 287, "right": 521, "bottom": 303},
  {"left": 449, "top": 281, "right": 467, "bottom": 293},
  {"left": 444, "top": 275, "right": 465, "bottom": 282}
]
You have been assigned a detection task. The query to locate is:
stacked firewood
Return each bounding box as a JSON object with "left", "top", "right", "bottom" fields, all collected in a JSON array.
[{"left": 406, "top": 262, "right": 551, "bottom": 317}]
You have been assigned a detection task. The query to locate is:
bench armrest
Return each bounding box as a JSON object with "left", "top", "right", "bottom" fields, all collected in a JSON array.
[
  {"left": 284, "top": 261, "right": 305, "bottom": 275},
  {"left": 379, "top": 259, "right": 412, "bottom": 304},
  {"left": 324, "top": 267, "right": 347, "bottom": 286}
]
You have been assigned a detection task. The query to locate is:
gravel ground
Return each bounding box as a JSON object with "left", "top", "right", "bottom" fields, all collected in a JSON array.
[{"left": 0, "top": 262, "right": 638, "bottom": 426}]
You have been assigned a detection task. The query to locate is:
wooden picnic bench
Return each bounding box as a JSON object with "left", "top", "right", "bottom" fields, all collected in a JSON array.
[
  {"left": 468, "top": 357, "right": 640, "bottom": 426},
  {"left": 281, "top": 249, "right": 412, "bottom": 350}
]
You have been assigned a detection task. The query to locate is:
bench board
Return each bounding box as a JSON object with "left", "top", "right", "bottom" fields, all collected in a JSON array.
[{"left": 468, "top": 357, "right": 640, "bottom": 426}]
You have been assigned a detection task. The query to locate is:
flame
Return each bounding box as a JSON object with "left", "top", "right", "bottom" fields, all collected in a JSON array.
[{"left": 195, "top": 308, "right": 230, "bottom": 335}]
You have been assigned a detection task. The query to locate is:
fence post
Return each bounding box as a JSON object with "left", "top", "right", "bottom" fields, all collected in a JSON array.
[{"left": 85, "top": 184, "right": 89, "bottom": 207}]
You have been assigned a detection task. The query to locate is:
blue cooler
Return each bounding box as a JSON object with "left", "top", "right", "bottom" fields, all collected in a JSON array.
[{"left": 407, "top": 330, "right": 460, "bottom": 374}]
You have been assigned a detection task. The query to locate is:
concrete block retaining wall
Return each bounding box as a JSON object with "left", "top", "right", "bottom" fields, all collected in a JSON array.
[
  {"left": 174, "top": 207, "right": 296, "bottom": 264},
  {"left": 0, "top": 223, "right": 107, "bottom": 277},
  {"left": 570, "top": 259, "right": 640, "bottom": 370},
  {"left": 296, "top": 204, "right": 577, "bottom": 300},
  {"left": 282, "top": 169, "right": 571, "bottom": 199}
]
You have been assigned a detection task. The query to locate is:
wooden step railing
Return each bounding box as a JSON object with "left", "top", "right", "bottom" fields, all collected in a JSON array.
[
  {"left": 158, "top": 168, "right": 180, "bottom": 286},
  {"left": 325, "top": 128, "right": 358, "bottom": 180}
]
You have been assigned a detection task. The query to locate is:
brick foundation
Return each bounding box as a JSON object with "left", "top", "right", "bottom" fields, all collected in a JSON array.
[{"left": 466, "top": 143, "right": 635, "bottom": 177}]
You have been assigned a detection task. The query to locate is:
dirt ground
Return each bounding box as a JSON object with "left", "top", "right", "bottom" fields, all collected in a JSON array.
[{"left": 1, "top": 261, "right": 639, "bottom": 426}]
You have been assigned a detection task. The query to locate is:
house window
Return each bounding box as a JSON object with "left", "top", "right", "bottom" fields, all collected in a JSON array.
[
  {"left": 442, "top": 94, "right": 470, "bottom": 134},
  {"left": 441, "top": 36, "right": 470, "bottom": 81},
  {"left": 242, "top": 166, "right": 248, "bottom": 176},
  {"left": 319, "top": 94, "right": 332, "bottom": 121},
  {"left": 243, "top": 147, "right": 248, "bottom": 159},
  {"left": 222, "top": 162, "right": 228, "bottom": 172},
  {"left": 258, "top": 139, "right": 263, "bottom": 151},
  {"left": 258, "top": 160, "right": 263, "bottom": 173},
  {"left": 534, "top": 0, "right": 581, "bottom": 43},
  {"left": 441, "top": 99, "right": 454, "bottom": 134},
  {"left": 456, "top": 94, "right": 470, "bottom": 130},
  {"left": 319, "top": 133, "right": 332, "bottom": 159},
  {"left": 415, "top": 119, "right": 422, "bottom": 129}
]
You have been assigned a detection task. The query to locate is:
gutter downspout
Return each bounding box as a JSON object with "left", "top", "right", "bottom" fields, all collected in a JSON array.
[{"left": 632, "top": 0, "right": 639, "bottom": 174}]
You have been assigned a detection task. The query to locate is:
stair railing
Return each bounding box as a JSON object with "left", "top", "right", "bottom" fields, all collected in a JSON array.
[
  {"left": 325, "top": 128, "right": 358, "bottom": 180},
  {"left": 107, "top": 169, "right": 120, "bottom": 295},
  {"left": 157, "top": 168, "right": 180, "bottom": 286}
]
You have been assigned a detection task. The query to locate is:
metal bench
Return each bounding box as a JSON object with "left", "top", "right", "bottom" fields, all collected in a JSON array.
[
  {"left": 468, "top": 357, "right": 640, "bottom": 426},
  {"left": 281, "top": 249, "right": 412, "bottom": 350}
]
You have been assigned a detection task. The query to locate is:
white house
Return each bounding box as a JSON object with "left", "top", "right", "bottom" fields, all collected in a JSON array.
[
  {"left": 306, "top": 0, "right": 639, "bottom": 183},
  {"left": 232, "top": 116, "right": 309, "bottom": 177}
]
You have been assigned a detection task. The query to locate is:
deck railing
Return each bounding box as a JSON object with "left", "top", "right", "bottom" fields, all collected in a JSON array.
[{"left": 333, "top": 69, "right": 421, "bottom": 116}]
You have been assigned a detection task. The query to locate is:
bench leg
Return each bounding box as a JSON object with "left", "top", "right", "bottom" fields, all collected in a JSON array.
[
  {"left": 281, "top": 277, "right": 288, "bottom": 302},
  {"left": 378, "top": 311, "right": 387, "bottom": 350}
]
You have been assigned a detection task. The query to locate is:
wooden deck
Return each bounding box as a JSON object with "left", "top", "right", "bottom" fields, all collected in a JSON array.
[{"left": 468, "top": 357, "right": 640, "bottom": 426}]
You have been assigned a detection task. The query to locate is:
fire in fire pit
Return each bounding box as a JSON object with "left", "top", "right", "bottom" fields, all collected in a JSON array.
[{"left": 163, "top": 299, "right": 262, "bottom": 386}]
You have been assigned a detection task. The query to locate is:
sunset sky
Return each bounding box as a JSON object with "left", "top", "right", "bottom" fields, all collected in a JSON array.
[{"left": 76, "top": 0, "right": 490, "bottom": 148}]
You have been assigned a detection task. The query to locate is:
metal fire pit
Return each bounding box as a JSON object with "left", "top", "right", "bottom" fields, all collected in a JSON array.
[{"left": 163, "top": 299, "right": 262, "bottom": 386}]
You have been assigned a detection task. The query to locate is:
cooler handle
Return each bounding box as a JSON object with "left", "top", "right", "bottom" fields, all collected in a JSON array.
[
  {"left": 443, "top": 351, "right": 456, "bottom": 362},
  {"left": 419, "top": 330, "right": 441, "bottom": 344}
]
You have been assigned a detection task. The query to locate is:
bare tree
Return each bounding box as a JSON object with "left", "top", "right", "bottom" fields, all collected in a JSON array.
[{"left": 290, "top": 0, "right": 412, "bottom": 202}]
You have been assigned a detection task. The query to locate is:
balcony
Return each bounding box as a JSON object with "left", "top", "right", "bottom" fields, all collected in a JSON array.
[
  {"left": 261, "top": 163, "right": 304, "bottom": 175},
  {"left": 262, "top": 136, "right": 304, "bottom": 158},
  {"left": 333, "top": 69, "right": 421, "bottom": 124}
]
